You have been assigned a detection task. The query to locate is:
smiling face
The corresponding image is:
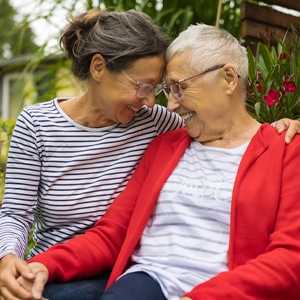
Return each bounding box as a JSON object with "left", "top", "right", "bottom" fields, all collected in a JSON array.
[
  {"left": 87, "top": 54, "right": 166, "bottom": 126},
  {"left": 166, "top": 51, "right": 230, "bottom": 142}
]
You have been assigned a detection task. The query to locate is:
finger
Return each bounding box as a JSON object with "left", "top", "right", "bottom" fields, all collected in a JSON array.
[
  {"left": 31, "top": 272, "right": 48, "bottom": 300},
  {"left": 284, "top": 127, "right": 294, "bottom": 144},
  {"left": 0, "top": 286, "right": 32, "bottom": 300},
  {"left": 273, "top": 120, "right": 285, "bottom": 134},
  {"left": 16, "top": 276, "right": 34, "bottom": 295},
  {"left": 0, "top": 273, "right": 34, "bottom": 300},
  {"left": 15, "top": 260, "right": 35, "bottom": 281}
]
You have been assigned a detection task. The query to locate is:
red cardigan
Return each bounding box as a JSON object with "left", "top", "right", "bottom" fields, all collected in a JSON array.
[{"left": 30, "top": 125, "right": 300, "bottom": 299}]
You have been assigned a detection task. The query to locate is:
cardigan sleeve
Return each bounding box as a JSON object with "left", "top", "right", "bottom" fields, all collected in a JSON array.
[
  {"left": 0, "top": 111, "right": 40, "bottom": 259},
  {"left": 183, "top": 132, "right": 300, "bottom": 300}
]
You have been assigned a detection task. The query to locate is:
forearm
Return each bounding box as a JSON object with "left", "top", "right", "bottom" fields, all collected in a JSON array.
[{"left": 183, "top": 253, "right": 300, "bottom": 299}]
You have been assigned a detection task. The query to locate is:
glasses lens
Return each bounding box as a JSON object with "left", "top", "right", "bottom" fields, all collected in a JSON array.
[
  {"left": 170, "top": 83, "right": 182, "bottom": 98},
  {"left": 136, "top": 85, "right": 154, "bottom": 98}
]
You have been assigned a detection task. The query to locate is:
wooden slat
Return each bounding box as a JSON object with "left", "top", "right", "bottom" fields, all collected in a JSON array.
[
  {"left": 241, "top": 2, "right": 300, "bottom": 29},
  {"left": 241, "top": 1, "right": 300, "bottom": 45},
  {"left": 241, "top": 19, "right": 294, "bottom": 43},
  {"left": 260, "top": 0, "right": 300, "bottom": 12}
]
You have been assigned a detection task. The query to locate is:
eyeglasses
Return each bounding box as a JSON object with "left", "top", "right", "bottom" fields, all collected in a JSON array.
[
  {"left": 158, "top": 64, "right": 226, "bottom": 99},
  {"left": 121, "top": 69, "right": 165, "bottom": 99}
]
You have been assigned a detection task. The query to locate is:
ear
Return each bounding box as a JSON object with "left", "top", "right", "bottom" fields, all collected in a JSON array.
[
  {"left": 224, "top": 65, "right": 238, "bottom": 95},
  {"left": 90, "top": 54, "right": 105, "bottom": 82}
]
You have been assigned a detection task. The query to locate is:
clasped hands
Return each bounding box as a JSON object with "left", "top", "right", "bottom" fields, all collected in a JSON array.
[{"left": 0, "top": 256, "right": 48, "bottom": 300}]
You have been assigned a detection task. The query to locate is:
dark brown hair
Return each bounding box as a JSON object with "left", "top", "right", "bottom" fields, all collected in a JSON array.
[{"left": 59, "top": 9, "right": 171, "bottom": 81}]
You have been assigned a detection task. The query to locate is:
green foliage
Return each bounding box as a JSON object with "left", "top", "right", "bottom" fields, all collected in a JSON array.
[
  {"left": 22, "top": 51, "right": 74, "bottom": 104},
  {"left": 0, "top": 0, "right": 39, "bottom": 59},
  {"left": 247, "top": 27, "right": 300, "bottom": 123},
  {"left": 0, "top": 119, "right": 16, "bottom": 205},
  {"left": 25, "top": 227, "right": 35, "bottom": 259},
  {"left": 98, "top": 0, "right": 242, "bottom": 38}
]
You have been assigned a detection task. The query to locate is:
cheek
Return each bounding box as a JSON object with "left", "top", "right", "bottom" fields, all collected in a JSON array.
[
  {"left": 181, "top": 93, "right": 201, "bottom": 111},
  {"left": 108, "top": 88, "right": 136, "bottom": 106}
]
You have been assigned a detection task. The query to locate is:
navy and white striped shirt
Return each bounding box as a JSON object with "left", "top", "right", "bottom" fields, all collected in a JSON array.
[{"left": 0, "top": 98, "right": 183, "bottom": 259}]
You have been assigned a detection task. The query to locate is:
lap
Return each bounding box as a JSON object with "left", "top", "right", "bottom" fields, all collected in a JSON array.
[
  {"left": 43, "top": 272, "right": 110, "bottom": 300},
  {"left": 100, "top": 272, "right": 166, "bottom": 300}
]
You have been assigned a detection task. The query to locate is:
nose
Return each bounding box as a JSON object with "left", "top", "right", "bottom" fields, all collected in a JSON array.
[
  {"left": 167, "top": 93, "right": 180, "bottom": 112},
  {"left": 141, "top": 92, "right": 156, "bottom": 108}
]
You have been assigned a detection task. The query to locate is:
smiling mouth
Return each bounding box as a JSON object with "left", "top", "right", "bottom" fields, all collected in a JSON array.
[
  {"left": 128, "top": 105, "right": 139, "bottom": 112},
  {"left": 181, "top": 111, "right": 195, "bottom": 120}
]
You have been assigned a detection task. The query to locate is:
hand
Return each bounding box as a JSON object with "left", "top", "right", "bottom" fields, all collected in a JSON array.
[
  {"left": 274, "top": 118, "right": 300, "bottom": 144},
  {"left": 180, "top": 298, "right": 193, "bottom": 300},
  {"left": 0, "top": 254, "right": 35, "bottom": 300},
  {"left": 17, "top": 262, "right": 49, "bottom": 300}
]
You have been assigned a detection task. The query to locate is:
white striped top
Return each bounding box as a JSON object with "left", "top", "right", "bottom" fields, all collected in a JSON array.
[
  {"left": 0, "top": 98, "right": 184, "bottom": 259},
  {"left": 125, "top": 140, "right": 248, "bottom": 299}
]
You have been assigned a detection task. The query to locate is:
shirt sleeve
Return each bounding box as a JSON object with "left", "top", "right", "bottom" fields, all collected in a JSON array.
[
  {"left": 0, "top": 109, "right": 41, "bottom": 259},
  {"left": 151, "top": 105, "right": 184, "bottom": 135}
]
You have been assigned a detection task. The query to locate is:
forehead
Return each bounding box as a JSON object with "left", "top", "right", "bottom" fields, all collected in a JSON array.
[
  {"left": 165, "top": 52, "right": 192, "bottom": 81},
  {"left": 131, "top": 55, "right": 166, "bottom": 72}
]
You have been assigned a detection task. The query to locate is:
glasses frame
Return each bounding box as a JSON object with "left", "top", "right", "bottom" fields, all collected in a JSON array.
[
  {"left": 121, "top": 69, "right": 164, "bottom": 99},
  {"left": 161, "top": 64, "right": 226, "bottom": 99}
]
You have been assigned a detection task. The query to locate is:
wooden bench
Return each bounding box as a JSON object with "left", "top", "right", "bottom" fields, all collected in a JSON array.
[{"left": 241, "top": 0, "right": 300, "bottom": 47}]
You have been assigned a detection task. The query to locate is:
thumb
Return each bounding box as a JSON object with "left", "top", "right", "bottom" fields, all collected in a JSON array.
[
  {"left": 15, "top": 259, "right": 35, "bottom": 280},
  {"left": 31, "top": 269, "right": 49, "bottom": 299}
]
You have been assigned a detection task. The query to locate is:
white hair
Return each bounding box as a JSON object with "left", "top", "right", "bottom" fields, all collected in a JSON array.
[{"left": 166, "top": 24, "right": 248, "bottom": 86}]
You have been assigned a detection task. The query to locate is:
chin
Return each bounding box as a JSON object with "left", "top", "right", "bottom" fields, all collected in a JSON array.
[
  {"left": 186, "top": 128, "right": 197, "bottom": 139},
  {"left": 121, "top": 116, "right": 134, "bottom": 124},
  {"left": 186, "top": 125, "right": 203, "bottom": 140}
]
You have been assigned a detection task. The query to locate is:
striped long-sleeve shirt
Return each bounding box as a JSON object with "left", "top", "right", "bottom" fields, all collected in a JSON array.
[{"left": 0, "top": 98, "right": 183, "bottom": 259}]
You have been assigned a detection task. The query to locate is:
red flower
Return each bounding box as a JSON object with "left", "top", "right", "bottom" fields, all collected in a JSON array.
[
  {"left": 279, "top": 52, "right": 287, "bottom": 60},
  {"left": 283, "top": 80, "right": 296, "bottom": 92},
  {"left": 257, "top": 83, "right": 262, "bottom": 92},
  {"left": 264, "top": 89, "right": 281, "bottom": 106}
]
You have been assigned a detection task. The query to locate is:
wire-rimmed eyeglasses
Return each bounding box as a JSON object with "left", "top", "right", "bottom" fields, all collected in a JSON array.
[
  {"left": 121, "top": 69, "right": 165, "bottom": 99},
  {"left": 157, "top": 64, "right": 226, "bottom": 99}
]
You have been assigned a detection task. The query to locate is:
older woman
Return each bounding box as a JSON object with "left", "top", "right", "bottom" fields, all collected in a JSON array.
[{"left": 6, "top": 24, "right": 300, "bottom": 300}]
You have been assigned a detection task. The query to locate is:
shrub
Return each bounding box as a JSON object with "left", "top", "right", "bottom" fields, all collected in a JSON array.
[{"left": 246, "top": 26, "right": 300, "bottom": 123}]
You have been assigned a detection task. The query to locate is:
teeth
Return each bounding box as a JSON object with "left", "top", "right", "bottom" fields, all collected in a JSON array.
[
  {"left": 181, "top": 111, "right": 195, "bottom": 120},
  {"left": 128, "top": 105, "right": 139, "bottom": 112}
]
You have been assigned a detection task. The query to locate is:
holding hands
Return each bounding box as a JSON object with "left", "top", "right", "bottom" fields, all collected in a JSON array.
[{"left": 0, "top": 256, "right": 48, "bottom": 300}]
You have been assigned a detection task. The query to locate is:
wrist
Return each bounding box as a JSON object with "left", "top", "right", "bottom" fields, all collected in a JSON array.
[{"left": 0, "top": 253, "right": 17, "bottom": 263}]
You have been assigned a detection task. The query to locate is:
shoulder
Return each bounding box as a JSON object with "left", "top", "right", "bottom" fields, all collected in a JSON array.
[
  {"left": 21, "top": 99, "right": 56, "bottom": 116},
  {"left": 149, "top": 128, "right": 190, "bottom": 149},
  {"left": 259, "top": 123, "right": 300, "bottom": 145},
  {"left": 251, "top": 124, "right": 300, "bottom": 161},
  {"left": 15, "top": 99, "right": 59, "bottom": 128},
  {"left": 24, "top": 99, "right": 55, "bottom": 110}
]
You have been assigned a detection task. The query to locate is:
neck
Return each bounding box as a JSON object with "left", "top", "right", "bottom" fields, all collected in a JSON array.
[
  {"left": 198, "top": 114, "right": 261, "bottom": 148},
  {"left": 59, "top": 94, "right": 116, "bottom": 128}
]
